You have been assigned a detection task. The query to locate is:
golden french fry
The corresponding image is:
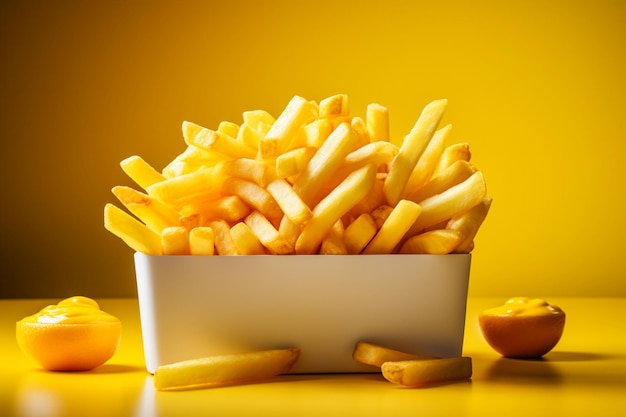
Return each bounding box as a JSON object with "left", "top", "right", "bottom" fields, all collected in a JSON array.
[
  {"left": 406, "top": 170, "right": 487, "bottom": 235},
  {"left": 314, "top": 141, "right": 398, "bottom": 204},
  {"left": 381, "top": 357, "right": 472, "bottom": 387},
  {"left": 353, "top": 342, "right": 436, "bottom": 368},
  {"left": 245, "top": 211, "right": 293, "bottom": 254},
  {"left": 448, "top": 196, "right": 493, "bottom": 253},
  {"left": 260, "top": 96, "right": 316, "bottom": 159},
  {"left": 304, "top": 119, "right": 333, "bottom": 148},
  {"left": 120, "top": 155, "right": 165, "bottom": 190},
  {"left": 320, "top": 220, "right": 347, "bottom": 254},
  {"left": 242, "top": 109, "right": 275, "bottom": 133},
  {"left": 363, "top": 200, "right": 422, "bottom": 254},
  {"left": 319, "top": 94, "right": 349, "bottom": 119},
  {"left": 366, "top": 103, "right": 389, "bottom": 143},
  {"left": 180, "top": 195, "right": 251, "bottom": 223},
  {"left": 344, "top": 213, "right": 377, "bottom": 254},
  {"left": 236, "top": 123, "right": 263, "bottom": 150},
  {"left": 112, "top": 186, "right": 181, "bottom": 234},
  {"left": 189, "top": 227, "right": 215, "bottom": 256},
  {"left": 293, "top": 122, "right": 359, "bottom": 206},
  {"left": 217, "top": 120, "right": 239, "bottom": 137},
  {"left": 184, "top": 121, "right": 256, "bottom": 159},
  {"left": 230, "top": 222, "right": 267, "bottom": 255},
  {"left": 146, "top": 167, "right": 219, "bottom": 207},
  {"left": 350, "top": 117, "right": 372, "bottom": 149},
  {"left": 162, "top": 145, "right": 228, "bottom": 178},
  {"left": 104, "top": 204, "right": 162, "bottom": 255},
  {"left": 153, "top": 348, "right": 300, "bottom": 391},
  {"left": 406, "top": 159, "right": 476, "bottom": 204},
  {"left": 275, "top": 147, "right": 317, "bottom": 180},
  {"left": 161, "top": 226, "right": 189, "bottom": 255},
  {"left": 278, "top": 216, "right": 301, "bottom": 249},
  {"left": 403, "top": 124, "right": 451, "bottom": 196},
  {"left": 384, "top": 99, "right": 448, "bottom": 206},
  {"left": 400, "top": 229, "right": 464, "bottom": 254},
  {"left": 295, "top": 164, "right": 376, "bottom": 254},
  {"left": 433, "top": 142, "right": 471, "bottom": 176},
  {"left": 207, "top": 220, "right": 239, "bottom": 255},
  {"left": 266, "top": 179, "right": 313, "bottom": 226},
  {"left": 344, "top": 141, "right": 399, "bottom": 169},
  {"left": 214, "top": 158, "right": 274, "bottom": 187},
  {"left": 221, "top": 177, "right": 283, "bottom": 226}
]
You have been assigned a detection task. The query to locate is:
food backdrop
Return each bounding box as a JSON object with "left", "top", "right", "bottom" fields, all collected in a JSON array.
[{"left": 1, "top": 0, "right": 624, "bottom": 298}]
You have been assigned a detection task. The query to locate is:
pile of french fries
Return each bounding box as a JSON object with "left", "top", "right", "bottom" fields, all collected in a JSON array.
[{"left": 104, "top": 94, "right": 491, "bottom": 255}]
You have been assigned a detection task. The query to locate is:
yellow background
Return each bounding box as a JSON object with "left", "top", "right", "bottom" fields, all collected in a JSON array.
[{"left": 1, "top": 0, "right": 624, "bottom": 298}]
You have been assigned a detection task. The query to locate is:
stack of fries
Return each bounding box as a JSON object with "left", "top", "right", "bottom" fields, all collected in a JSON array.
[{"left": 104, "top": 94, "right": 491, "bottom": 255}]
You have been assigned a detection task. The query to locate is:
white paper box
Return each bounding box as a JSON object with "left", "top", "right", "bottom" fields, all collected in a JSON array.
[{"left": 134, "top": 252, "right": 471, "bottom": 374}]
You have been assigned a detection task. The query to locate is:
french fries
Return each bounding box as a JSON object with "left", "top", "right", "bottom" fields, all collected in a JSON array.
[
  {"left": 353, "top": 341, "right": 472, "bottom": 387},
  {"left": 153, "top": 348, "right": 300, "bottom": 391},
  {"left": 105, "top": 94, "right": 492, "bottom": 255},
  {"left": 382, "top": 357, "right": 472, "bottom": 387}
]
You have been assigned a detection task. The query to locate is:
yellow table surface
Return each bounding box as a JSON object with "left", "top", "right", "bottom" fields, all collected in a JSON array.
[{"left": 1, "top": 298, "right": 624, "bottom": 417}]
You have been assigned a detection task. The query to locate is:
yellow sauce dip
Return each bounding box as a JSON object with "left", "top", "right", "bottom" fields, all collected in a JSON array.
[
  {"left": 482, "top": 297, "right": 563, "bottom": 317},
  {"left": 19, "top": 296, "right": 120, "bottom": 324}
]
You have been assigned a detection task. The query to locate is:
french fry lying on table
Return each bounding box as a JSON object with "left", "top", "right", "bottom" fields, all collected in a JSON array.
[
  {"left": 153, "top": 348, "right": 300, "bottom": 391},
  {"left": 353, "top": 342, "right": 471, "bottom": 387},
  {"left": 382, "top": 357, "right": 472, "bottom": 387}
]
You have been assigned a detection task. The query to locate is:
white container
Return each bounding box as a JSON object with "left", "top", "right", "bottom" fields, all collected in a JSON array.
[{"left": 134, "top": 253, "right": 471, "bottom": 374}]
